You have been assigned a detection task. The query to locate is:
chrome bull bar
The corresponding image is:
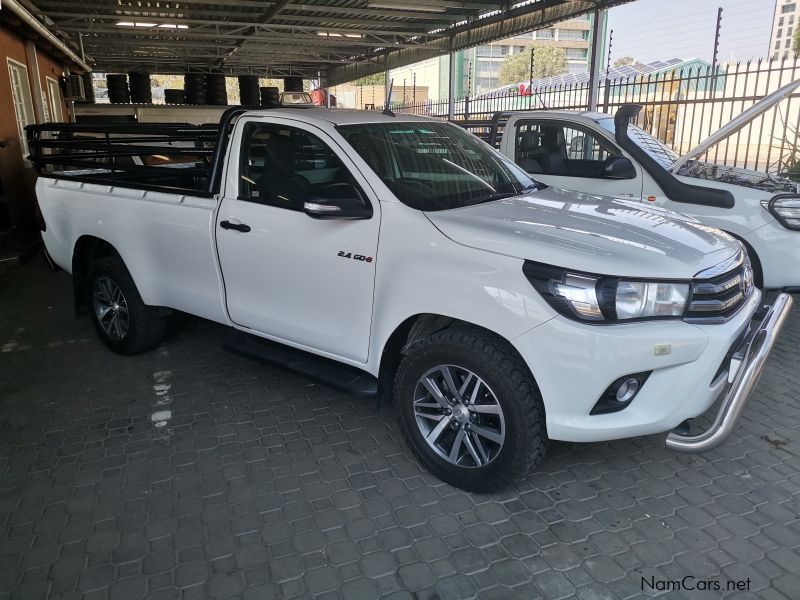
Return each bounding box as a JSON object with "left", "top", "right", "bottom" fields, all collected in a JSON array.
[{"left": 666, "top": 293, "right": 794, "bottom": 453}]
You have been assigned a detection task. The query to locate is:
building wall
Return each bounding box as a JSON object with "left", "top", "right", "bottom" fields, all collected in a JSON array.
[
  {"left": 0, "top": 22, "right": 70, "bottom": 230},
  {"left": 769, "top": 0, "right": 799, "bottom": 60},
  {"left": 329, "top": 84, "right": 429, "bottom": 109},
  {"left": 390, "top": 56, "right": 447, "bottom": 101}
]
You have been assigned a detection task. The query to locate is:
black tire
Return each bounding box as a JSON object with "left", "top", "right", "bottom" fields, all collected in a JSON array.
[
  {"left": 394, "top": 326, "right": 547, "bottom": 492},
  {"left": 87, "top": 256, "right": 167, "bottom": 355}
]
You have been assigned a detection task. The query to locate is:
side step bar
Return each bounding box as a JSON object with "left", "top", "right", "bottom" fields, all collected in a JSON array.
[{"left": 223, "top": 331, "right": 378, "bottom": 398}]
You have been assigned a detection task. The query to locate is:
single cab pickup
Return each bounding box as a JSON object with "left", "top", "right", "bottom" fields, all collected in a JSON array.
[
  {"left": 29, "top": 108, "right": 792, "bottom": 491},
  {"left": 495, "top": 80, "right": 800, "bottom": 291}
]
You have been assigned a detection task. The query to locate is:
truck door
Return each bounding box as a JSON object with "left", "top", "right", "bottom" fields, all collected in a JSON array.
[
  {"left": 509, "top": 119, "right": 644, "bottom": 201},
  {"left": 215, "top": 117, "right": 379, "bottom": 364}
]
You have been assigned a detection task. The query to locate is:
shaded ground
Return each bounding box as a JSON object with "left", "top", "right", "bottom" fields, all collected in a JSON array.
[{"left": 1, "top": 257, "right": 799, "bottom": 599}]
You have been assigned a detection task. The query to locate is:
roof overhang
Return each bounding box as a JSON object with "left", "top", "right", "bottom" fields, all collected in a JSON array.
[
  {"left": 20, "top": 0, "right": 631, "bottom": 79},
  {"left": 1, "top": 0, "right": 91, "bottom": 72}
]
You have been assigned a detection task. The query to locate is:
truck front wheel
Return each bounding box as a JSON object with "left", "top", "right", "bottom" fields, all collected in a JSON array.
[
  {"left": 87, "top": 256, "right": 166, "bottom": 355},
  {"left": 394, "top": 326, "right": 547, "bottom": 492}
]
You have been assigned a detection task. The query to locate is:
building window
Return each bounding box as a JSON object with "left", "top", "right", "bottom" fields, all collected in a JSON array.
[
  {"left": 565, "top": 48, "right": 588, "bottom": 60},
  {"left": 781, "top": 3, "right": 795, "bottom": 13},
  {"left": 777, "top": 28, "right": 783, "bottom": 37},
  {"left": 557, "top": 29, "right": 588, "bottom": 41},
  {"left": 780, "top": 17, "right": 785, "bottom": 26},
  {"left": 7, "top": 59, "right": 35, "bottom": 159},
  {"left": 46, "top": 77, "right": 63, "bottom": 122},
  {"left": 786, "top": 38, "right": 792, "bottom": 48},
  {"left": 789, "top": 27, "right": 794, "bottom": 37},
  {"left": 791, "top": 15, "right": 795, "bottom": 23},
  {"left": 536, "top": 29, "right": 555, "bottom": 39},
  {"left": 776, "top": 40, "right": 782, "bottom": 49}
]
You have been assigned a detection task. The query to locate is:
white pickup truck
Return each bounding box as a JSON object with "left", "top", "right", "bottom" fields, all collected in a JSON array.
[
  {"left": 29, "top": 108, "right": 792, "bottom": 491},
  {"left": 495, "top": 80, "right": 800, "bottom": 292}
]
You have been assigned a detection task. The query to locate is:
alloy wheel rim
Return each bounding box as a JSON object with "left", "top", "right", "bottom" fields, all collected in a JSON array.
[
  {"left": 92, "top": 276, "right": 130, "bottom": 341},
  {"left": 412, "top": 365, "right": 505, "bottom": 468}
]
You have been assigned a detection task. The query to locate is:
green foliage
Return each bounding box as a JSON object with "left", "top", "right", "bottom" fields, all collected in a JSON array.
[
  {"left": 794, "top": 29, "right": 800, "bottom": 56},
  {"left": 353, "top": 72, "right": 386, "bottom": 86},
  {"left": 498, "top": 46, "right": 567, "bottom": 85}
]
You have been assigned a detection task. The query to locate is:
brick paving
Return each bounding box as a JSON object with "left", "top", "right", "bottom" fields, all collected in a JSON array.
[{"left": 1, "top": 257, "right": 799, "bottom": 600}]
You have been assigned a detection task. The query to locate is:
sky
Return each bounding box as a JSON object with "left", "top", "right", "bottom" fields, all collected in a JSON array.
[{"left": 606, "top": 0, "right": 777, "bottom": 65}]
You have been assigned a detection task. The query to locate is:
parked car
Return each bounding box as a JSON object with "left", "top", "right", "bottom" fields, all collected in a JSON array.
[
  {"left": 280, "top": 91, "right": 315, "bottom": 107},
  {"left": 494, "top": 79, "right": 800, "bottom": 291},
  {"left": 28, "top": 108, "right": 792, "bottom": 491}
]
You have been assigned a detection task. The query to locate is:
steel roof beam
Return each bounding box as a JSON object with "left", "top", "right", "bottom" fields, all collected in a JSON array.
[{"left": 40, "top": 12, "right": 432, "bottom": 38}]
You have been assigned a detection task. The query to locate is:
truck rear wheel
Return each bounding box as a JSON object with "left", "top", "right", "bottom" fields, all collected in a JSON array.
[
  {"left": 394, "top": 326, "right": 547, "bottom": 492},
  {"left": 87, "top": 256, "right": 166, "bottom": 355}
]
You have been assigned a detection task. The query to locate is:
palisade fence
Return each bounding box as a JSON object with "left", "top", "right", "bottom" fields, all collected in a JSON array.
[{"left": 393, "top": 57, "right": 800, "bottom": 174}]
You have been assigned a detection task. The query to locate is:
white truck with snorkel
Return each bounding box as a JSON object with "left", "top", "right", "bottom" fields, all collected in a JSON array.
[
  {"left": 29, "top": 107, "right": 792, "bottom": 491},
  {"left": 494, "top": 80, "right": 800, "bottom": 292}
]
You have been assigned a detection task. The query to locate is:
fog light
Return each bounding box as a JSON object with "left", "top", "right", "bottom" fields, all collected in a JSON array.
[
  {"left": 591, "top": 371, "right": 651, "bottom": 415},
  {"left": 615, "top": 378, "right": 640, "bottom": 403}
]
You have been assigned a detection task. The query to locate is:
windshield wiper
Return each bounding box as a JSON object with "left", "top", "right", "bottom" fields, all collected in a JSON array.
[{"left": 472, "top": 191, "right": 519, "bottom": 205}]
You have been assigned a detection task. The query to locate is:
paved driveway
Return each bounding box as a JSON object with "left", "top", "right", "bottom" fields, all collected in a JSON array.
[{"left": 1, "top": 258, "right": 799, "bottom": 599}]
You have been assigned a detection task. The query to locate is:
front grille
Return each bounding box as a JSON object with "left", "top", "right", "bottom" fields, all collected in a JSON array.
[{"left": 685, "top": 253, "right": 754, "bottom": 323}]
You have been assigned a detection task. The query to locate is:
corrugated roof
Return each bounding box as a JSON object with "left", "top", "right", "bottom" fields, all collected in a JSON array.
[{"left": 24, "top": 0, "right": 632, "bottom": 80}]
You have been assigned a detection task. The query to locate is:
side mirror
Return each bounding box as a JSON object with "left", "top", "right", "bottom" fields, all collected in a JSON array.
[
  {"left": 303, "top": 183, "right": 372, "bottom": 220},
  {"left": 601, "top": 155, "right": 636, "bottom": 180}
]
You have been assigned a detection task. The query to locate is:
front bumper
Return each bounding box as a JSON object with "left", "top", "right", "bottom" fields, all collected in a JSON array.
[
  {"left": 513, "top": 288, "right": 771, "bottom": 443},
  {"left": 665, "top": 293, "right": 793, "bottom": 452}
]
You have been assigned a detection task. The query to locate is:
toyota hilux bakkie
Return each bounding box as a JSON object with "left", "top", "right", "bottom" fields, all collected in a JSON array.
[{"left": 28, "top": 108, "right": 792, "bottom": 491}]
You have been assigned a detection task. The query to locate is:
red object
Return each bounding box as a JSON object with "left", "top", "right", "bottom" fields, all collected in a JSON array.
[{"left": 311, "top": 88, "right": 336, "bottom": 106}]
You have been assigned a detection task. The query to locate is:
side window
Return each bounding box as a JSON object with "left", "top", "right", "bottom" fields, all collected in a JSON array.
[
  {"left": 514, "top": 120, "right": 619, "bottom": 177},
  {"left": 562, "top": 126, "right": 611, "bottom": 162},
  {"left": 238, "top": 122, "right": 352, "bottom": 210}
]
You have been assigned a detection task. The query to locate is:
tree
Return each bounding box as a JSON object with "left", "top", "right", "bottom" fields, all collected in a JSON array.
[
  {"left": 613, "top": 56, "right": 636, "bottom": 68},
  {"left": 353, "top": 72, "right": 386, "bottom": 86},
  {"left": 794, "top": 28, "right": 800, "bottom": 56},
  {"left": 498, "top": 45, "right": 567, "bottom": 85}
]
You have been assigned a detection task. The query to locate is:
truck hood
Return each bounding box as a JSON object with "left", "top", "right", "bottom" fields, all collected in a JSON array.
[
  {"left": 425, "top": 187, "right": 741, "bottom": 279},
  {"left": 670, "top": 78, "right": 800, "bottom": 172}
]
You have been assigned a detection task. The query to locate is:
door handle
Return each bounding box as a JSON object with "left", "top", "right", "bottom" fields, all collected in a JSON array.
[{"left": 220, "top": 220, "right": 251, "bottom": 233}]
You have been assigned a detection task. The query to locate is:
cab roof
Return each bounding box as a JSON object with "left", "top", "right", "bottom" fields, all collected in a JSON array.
[{"left": 242, "top": 107, "right": 440, "bottom": 126}]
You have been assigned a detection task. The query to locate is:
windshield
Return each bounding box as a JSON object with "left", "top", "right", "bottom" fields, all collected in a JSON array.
[
  {"left": 597, "top": 118, "right": 679, "bottom": 170},
  {"left": 282, "top": 92, "right": 312, "bottom": 104},
  {"left": 338, "top": 121, "right": 537, "bottom": 211}
]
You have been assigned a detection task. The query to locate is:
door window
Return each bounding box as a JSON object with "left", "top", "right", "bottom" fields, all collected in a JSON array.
[
  {"left": 238, "top": 122, "right": 359, "bottom": 211},
  {"left": 514, "top": 120, "right": 619, "bottom": 178}
]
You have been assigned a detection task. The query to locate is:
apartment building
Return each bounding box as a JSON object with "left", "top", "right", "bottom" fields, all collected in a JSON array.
[
  {"left": 769, "top": 0, "right": 798, "bottom": 60},
  {"left": 390, "top": 14, "right": 606, "bottom": 100}
]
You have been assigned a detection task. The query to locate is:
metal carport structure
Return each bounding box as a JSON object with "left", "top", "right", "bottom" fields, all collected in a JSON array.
[{"left": 20, "top": 0, "right": 632, "bottom": 85}]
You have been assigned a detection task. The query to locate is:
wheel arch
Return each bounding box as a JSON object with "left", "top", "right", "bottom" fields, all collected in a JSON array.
[
  {"left": 723, "top": 230, "right": 764, "bottom": 288},
  {"left": 71, "top": 236, "right": 122, "bottom": 314},
  {"left": 377, "top": 313, "right": 543, "bottom": 403}
]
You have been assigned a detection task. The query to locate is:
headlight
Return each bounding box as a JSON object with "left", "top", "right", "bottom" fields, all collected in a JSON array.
[
  {"left": 523, "top": 261, "right": 689, "bottom": 323},
  {"left": 762, "top": 195, "right": 800, "bottom": 230}
]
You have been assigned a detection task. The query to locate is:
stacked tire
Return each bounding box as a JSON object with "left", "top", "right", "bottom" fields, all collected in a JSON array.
[
  {"left": 183, "top": 73, "right": 205, "bottom": 105},
  {"left": 106, "top": 74, "right": 130, "bottom": 104},
  {"left": 284, "top": 77, "right": 304, "bottom": 93},
  {"left": 204, "top": 74, "right": 228, "bottom": 106},
  {"left": 239, "top": 76, "right": 260, "bottom": 106},
  {"left": 260, "top": 86, "right": 280, "bottom": 107},
  {"left": 79, "top": 72, "right": 95, "bottom": 104},
  {"left": 128, "top": 72, "right": 152, "bottom": 104},
  {"left": 164, "top": 89, "right": 185, "bottom": 105}
]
